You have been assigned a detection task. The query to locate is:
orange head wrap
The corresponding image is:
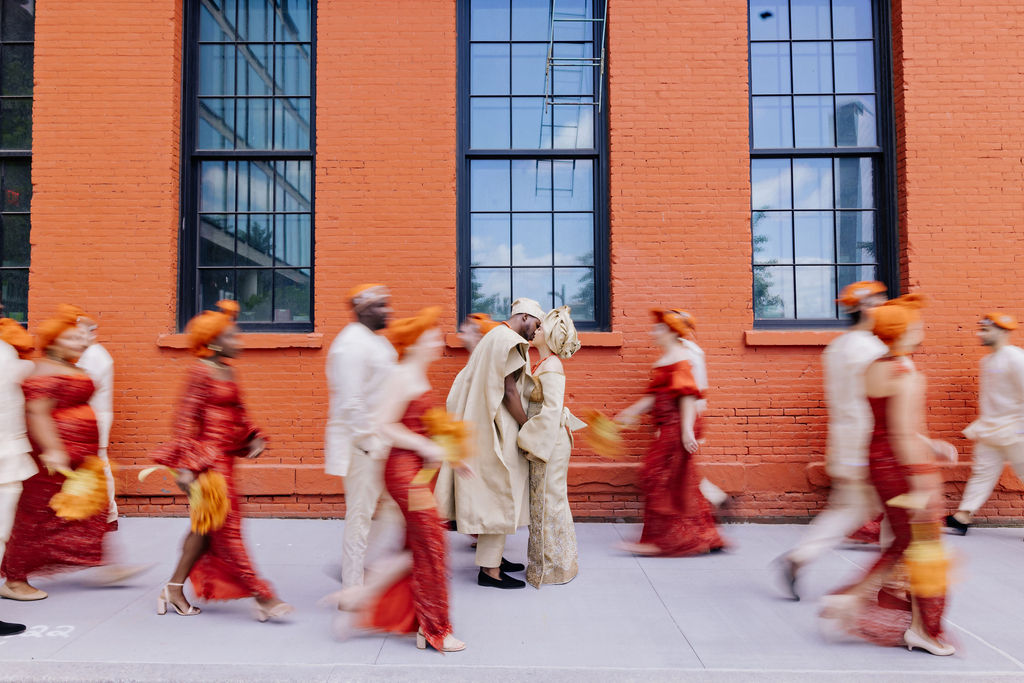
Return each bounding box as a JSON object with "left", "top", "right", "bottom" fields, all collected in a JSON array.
[
  {"left": 348, "top": 283, "right": 390, "bottom": 312},
  {"left": 0, "top": 318, "right": 34, "bottom": 359},
  {"left": 837, "top": 280, "right": 887, "bottom": 308},
  {"left": 872, "top": 294, "right": 927, "bottom": 349},
  {"left": 466, "top": 312, "right": 501, "bottom": 335},
  {"left": 36, "top": 304, "right": 85, "bottom": 353},
  {"left": 651, "top": 308, "right": 696, "bottom": 340},
  {"left": 981, "top": 311, "right": 1018, "bottom": 331},
  {"left": 186, "top": 300, "right": 239, "bottom": 357},
  {"left": 386, "top": 306, "right": 442, "bottom": 359}
]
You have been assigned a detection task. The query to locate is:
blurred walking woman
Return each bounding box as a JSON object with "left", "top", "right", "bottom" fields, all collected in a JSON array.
[
  {"left": 1, "top": 305, "right": 111, "bottom": 600},
  {"left": 152, "top": 301, "right": 291, "bottom": 621}
]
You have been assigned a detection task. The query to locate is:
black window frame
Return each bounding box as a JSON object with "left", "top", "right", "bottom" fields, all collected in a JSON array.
[
  {"left": 178, "top": 0, "right": 316, "bottom": 332},
  {"left": 456, "top": 0, "right": 611, "bottom": 331},
  {"left": 748, "top": 0, "right": 898, "bottom": 329}
]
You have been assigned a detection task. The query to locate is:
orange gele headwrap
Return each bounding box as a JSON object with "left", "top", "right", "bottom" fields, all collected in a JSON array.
[
  {"left": 872, "top": 293, "right": 927, "bottom": 348},
  {"left": 348, "top": 283, "right": 389, "bottom": 312},
  {"left": 36, "top": 304, "right": 85, "bottom": 352},
  {"left": 386, "top": 306, "right": 441, "bottom": 359},
  {"left": 982, "top": 311, "right": 1018, "bottom": 331},
  {"left": 186, "top": 300, "right": 239, "bottom": 357},
  {"left": 0, "top": 318, "right": 34, "bottom": 358},
  {"left": 466, "top": 312, "right": 501, "bottom": 335},
  {"left": 836, "top": 280, "right": 887, "bottom": 308},
  {"left": 651, "top": 308, "right": 696, "bottom": 340}
]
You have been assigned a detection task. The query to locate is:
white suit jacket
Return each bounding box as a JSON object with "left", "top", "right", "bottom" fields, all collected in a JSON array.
[
  {"left": 77, "top": 343, "right": 114, "bottom": 449},
  {"left": 0, "top": 340, "right": 37, "bottom": 484}
]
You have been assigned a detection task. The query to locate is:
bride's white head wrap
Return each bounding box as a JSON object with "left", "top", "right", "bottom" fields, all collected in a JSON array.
[{"left": 541, "top": 306, "right": 581, "bottom": 359}]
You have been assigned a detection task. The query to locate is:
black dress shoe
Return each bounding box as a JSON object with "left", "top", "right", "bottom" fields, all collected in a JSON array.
[
  {"left": 500, "top": 558, "right": 525, "bottom": 573},
  {"left": 945, "top": 514, "right": 969, "bottom": 536},
  {"left": 477, "top": 569, "right": 525, "bottom": 589},
  {"left": 0, "top": 621, "right": 25, "bottom": 637}
]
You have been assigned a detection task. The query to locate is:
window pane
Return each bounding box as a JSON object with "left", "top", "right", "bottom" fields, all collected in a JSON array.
[
  {"left": 471, "top": 44, "right": 511, "bottom": 96},
  {"left": 794, "top": 95, "right": 834, "bottom": 147},
  {"left": 512, "top": 213, "right": 552, "bottom": 266},
  {"left": 471, "top": 0, "right": 511, "bottom": 41},
  {"left": 837, "top": 264, "right": 876, "bottom": 294},
  {"left": 199, "top": 269, "right": 236, "bottom": 312},
  {"left": 834, "top": 156, "right": 873, "bottom": 208},
  {"left": 238, "top": 0, "right": 273, "bottom": 41},
  {"left": 1, "top": 45, "right": 32, "bottom": 96},
  {"left": 554, "top": 213, "right": 594, "bottom": 266},
  {"left": 795, "top": 266, "right": 835, "bottom": 318},
  {"left": 237, "top": 161, "right": 273, "bottom": 212},
  {"left": 552, "top": 0, "right": 593, "bottom": 41},
  {"left": 199, "top": 214, "right": 235, "bottom": 266},
  {"left": 0, "top": 98, "right": 31, "bottom": 149},
  {"left": 552, "top": 43, "right": 595, "bottom": 96},
  {"left": 750, "top": 1, "right": 789, "bottom": 40},
  {"left": 552, "top": 101, "right": 594, "bottom": 148},
  {"left": 1, "top": 214, "right": 30, "bottom": 267},
  {"left": 199, "top": 44, "right": 235, "bottom": 97},
  {"left": 237, "top": 97, "right": 273, "bottom": 149},
  {"left": 553, "top": 159, "right": 592, "bottom": 210},
  {"left": 752, "top": 211, "right": 792, "bottom": 264},
  {"left": 837, "top": 211, "right": 875, "bottom": 263},
  {"left": 275, "top": 44, "right": 311, "bottom": 97},
  {"left": 273, "top": 97, "right": 311, "bottom": 149},
  {"left": 794, "top": 211, "right": 834, "bottom": 263},
  {"left": 237, "top": 214, "right": 274, "bottom": 266},
  {"left": 275, "top": 213, "right": 311, "bottom": 267},
  {"left": 834, "top": 41, "right": 874, "bottom": 93},
  {"left": 751, "top": 159, "right": 791, "bottom": 210},
  {"left": 750, "top": 43, "right": 790, "bottom": 95},
  {"left": 791, "top": 0, "right": 831, "bottom": 40},
  {"left": 200, "top": 161, "right": 234, "bottom": 213},
  {"left": 836, "top": 94, "right": 875, "bottom": 146},
  {"left": 471, "top": 98, "right": 512, "bottom": 149},
  {"left": 752, "top": 96, "right": 793, "bottom": 148},
  {"left": 512, "top": 159, "right": 551, "bottom": 211},
  {"left": 511, "top": 97, "right": 551, "bottom": 149},
  {"left": 470, "top": 160, "right": 511, "bottom": 211},
  {"left": 278, "top": 0, "right": 312, "bottom": 42},
  {"left": 792, "top": 42, "right": 832, "bottom": 94},
  {"left": 471, "top": 214, "right": 511, "bottom": 266},
  {"left": 555, "top": 267, "right": 595, "bottom": 321},
  {"left": 199, "top": 2, "right": 230, "bottom": 41},
  {"left": 511, "top": 0, "right": 549, "bottom": 41},
  {"left": 273, "top": 268, "right": 311, "bottom": 322},
  {"left": 1, "top": 0, "right": 34, "bottom": 41},
  {"left": 276, "top": 160, "right": 312, "bottom": 211},
  {"left": 0, "top": 268, "right": 28, "bottom": 321},
  {"left": 2, "top": 159, "right": 31, "bottom": 211},
  {"left": 512, "top": 267, "right": 553, "bottom": 310},
  {"left": 471, "top": 267, "right": 512, "bottom": 319},
  {"left": 753, "top": 265, "right": 794, "bottom": 318},
  {"left": 793, "top": 158, "right": 833, "bottom": 209},
  {"left": 198, "top": 98, "right": 236, "bottom": 149},
  {"left": 832, "top": 0, "right": 873, "bottom": 40},
  {"left": 236, "top": 268, "right": 273, "bottom": 321},
  {"left": 511, "top": 43, "right": 547, "bottom": 95}
]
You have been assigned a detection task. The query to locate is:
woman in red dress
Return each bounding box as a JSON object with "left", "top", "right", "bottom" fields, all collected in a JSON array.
[
  {"left": 615, "top": 309, "right": 726, "bottom": 556},
  {"left": 820, "top": 295, "right": 955, "bottom": 656},
  {"left": 333, "top": 307, "right": 467, "bottom": 653},
  {"left": 152, "top": 301, "right": 291, "bottom": 621},
  {"left": 1, "top": 305, "right": 112, "bottom": 600}
]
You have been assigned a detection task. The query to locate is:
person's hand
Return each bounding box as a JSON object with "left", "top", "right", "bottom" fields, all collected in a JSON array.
[
  {"left": 40, "top": 449, "right": 69, "bottom": 472},
  {"left": 615, "top": 412, "right": 638, "bottom": 427},
  {"left": 246, "top": 436, "right": 266, "bottom": 459},
  {"left": 418, "top": 439, "right": 445, "bottom": 464},
  {"left": 682, "top": 430, "right": 699, "bottom": 453},
  {"left": 176, "top": 469, "right": 197, "bottom": 494},
  {"left": 930, "top": 439, "right": 958, "bottom": 463}
]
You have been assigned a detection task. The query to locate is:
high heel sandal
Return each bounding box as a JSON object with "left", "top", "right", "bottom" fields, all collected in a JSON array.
[
  {"left": 157, "top": 583, "right": 200, "bottom": 616},
  {"left": 416, "top": 628, "right": 466, "bottom": 653},
  {"left": 253, "top": 599, "right": 294, "bottom": 623},
  {"left": 904, "top": 628, "right": 955, "bottom": 656}
]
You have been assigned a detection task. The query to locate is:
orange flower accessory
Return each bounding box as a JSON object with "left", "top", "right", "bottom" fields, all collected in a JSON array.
[
  {"left": 583, "top": 409, "right": 625, "bottom": 459},
  {"left": 189, "top": 470, "right": 230, "bottom": 534},
  {"left": 872, "top": 293, "right": 927, "bottom": 347},
  {"left": 36, "top": 304, "right": 85, "bottom": 352},
  {"left": 348, "top": 283, "right": 389, "bottom": 312},
  {"left": 836, "top": 280, "right": 887, "bottom": 308},
  {"left": 385, "top": 306, "right": 441, "bottom": 359},
  {"left": 186, "top": 300, "right": 239, "bottom": 357},
  {"left": 408, "top": 408, "right": 473, "bottom": 510},
  {"left": 651, "top": 308, "right": 696, "bottom": 340},
  {"left": 982, "top": 311, "right": 1018, "bottom": 331},
  {"left": 0, "top": 318, "right": 34, "bottom": 358},
  {"left": 467, "top": 312, "right": 501, "bottom": 335},
  {"left": 49, "top": 456, "right": 108, "bottom": 521}
]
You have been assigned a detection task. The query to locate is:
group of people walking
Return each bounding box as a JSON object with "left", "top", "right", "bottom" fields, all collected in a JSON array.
[{"left": 0, "top": 280, "right": 1020, "bottom": 659}]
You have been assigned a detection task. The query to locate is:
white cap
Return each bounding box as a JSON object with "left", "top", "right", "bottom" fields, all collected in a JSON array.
[{"left": 510, "top": 297, "right": 545, "bottom": 321}]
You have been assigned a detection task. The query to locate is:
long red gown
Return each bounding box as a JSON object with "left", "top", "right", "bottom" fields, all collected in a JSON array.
[
  {"left": 152, "top": 362, "right": 275, "bottom": 601},
  {"left": 638, "top": 361, "right": 725, "bottom": 556},
  {"left": 2, "top": 374, "right": 111, "bottom": 581},
  {"left": 356, "top": 393, "right": 453, "bottom": 650}
]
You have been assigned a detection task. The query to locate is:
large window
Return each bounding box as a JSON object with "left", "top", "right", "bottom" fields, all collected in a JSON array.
[
  {"left": 749, "top": 0, "right": 896, "bottom": 324},
  {"left": 0, "top": 0, "right": 33, "bottom": 322},
  {"left": 179, "top": 0, "right": 314, "bottom": 330},
  {"left": 459, "top": 0, "right": 608, "bottom": 329}
]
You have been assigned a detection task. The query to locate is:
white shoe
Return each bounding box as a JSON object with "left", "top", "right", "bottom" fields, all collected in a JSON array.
[{"left": 904, "top": 628, "right": 955, "bottom": 656}]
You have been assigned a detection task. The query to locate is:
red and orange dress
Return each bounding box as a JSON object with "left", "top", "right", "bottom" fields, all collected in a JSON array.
[
  {"left": 2, "top": 374, "right": 111, "bottom": 581},
  {"left": 152, "top": 362, "right": 276, "bottom": 602},
  {"left": 354, "top": 392, "right": 453, "bottom": 650},
  {"left": 638, "top": 360, "right": 725, "bottom": 556}
]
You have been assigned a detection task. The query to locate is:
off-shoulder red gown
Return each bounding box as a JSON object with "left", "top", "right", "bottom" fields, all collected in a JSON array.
[
  {"left": 152, "top": 362, "right": 275, "bottom": 601},
  {"left": 638, "top": 360, "right": 725, "bottom": 556},
  {"left": 2, "top": 374, "right": 111, "bottom": 581},
  {"left": 355, "top": 393, "right": 453, "bottom": 650}
]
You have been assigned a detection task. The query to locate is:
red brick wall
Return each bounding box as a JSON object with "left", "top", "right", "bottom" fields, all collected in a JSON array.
[{"left": 24, "top": 0, "right": 1024, "bottom": 522}]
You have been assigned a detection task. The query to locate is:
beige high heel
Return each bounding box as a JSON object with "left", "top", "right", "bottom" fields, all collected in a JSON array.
[
  {"left": 904, "top": 628, "right": 955, "bottom": 656},
  {"left": 157, "top": 583, "right": 200, "bottom": 616},
  {"left": 253, "top": 599, "right": 294, "bottom": 622},
  {"left": 417, "top": 628, "right": 466, "bottom": 653}
]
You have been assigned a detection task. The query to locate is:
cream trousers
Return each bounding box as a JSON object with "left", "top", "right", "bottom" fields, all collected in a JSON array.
[
  {"left": 341, "top": 450, "right": 399, "bottom": 587},
  {"left": 475, "top": 533, "right": 506, "bottom": 569},
  {"left": 0, "top": 481, "right": 22, "bottom": 562},
  {"left": 959, "top": 441, "right": 1024, "bottom": 514},
  {"left": 789, "top": 476, "right": 884, "bottom": 565}
]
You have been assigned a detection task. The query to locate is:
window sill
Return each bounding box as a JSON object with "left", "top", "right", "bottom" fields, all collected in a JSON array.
[
  {"left": 744, "top": 329, "right": 842, "bottom": 347},
  {"left": 156, "top": 333, "right": 324, "bottom": 350},
  {"left": 444, "top": 331, "right": 623, "bottom": 349}
]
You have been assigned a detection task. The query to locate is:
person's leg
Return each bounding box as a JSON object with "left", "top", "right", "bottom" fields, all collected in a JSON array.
[
  {"left": 698, "top": 478, "right": 728, "bottom": 507},
  {"left": 955, "top": 442, "right": 1006, "bottom": 521},
  {"left": 789, "top": 478, "right": 875, "bottom": 566},
  {"left": 475, "top": 534, "right": 505, "bottom": 576},
  {"left": 164, "top": 532, "right": 208, "bottom": 613},
  {"left": 96, "top": 447, "right": 118, "bottom": 524},
  {"left": 0, "top": 481, "right": 22, "bottom": 562},
  {"left": 341, "top": 452, "right": 385, "bottom": 588}
]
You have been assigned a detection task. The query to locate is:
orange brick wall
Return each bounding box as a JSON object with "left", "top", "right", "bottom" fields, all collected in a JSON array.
[{"left": 22, "top": 0, "right": 1024, "bottom": 522}]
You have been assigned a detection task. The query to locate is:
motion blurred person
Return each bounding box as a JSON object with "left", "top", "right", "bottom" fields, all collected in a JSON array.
[{"left": 76, "top": 316, "right": 117, "bottom": 526}]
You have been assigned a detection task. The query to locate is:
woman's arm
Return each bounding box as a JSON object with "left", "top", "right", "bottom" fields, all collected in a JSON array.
[
  {"left": 616, "top": 396, "right": 654, "bottom": 425},
  {"left": 680, "top": 395, "right": 698, "bottom": 452},
  {"left": 887, "top": 368, "right": 941, "bottom": 515},
  {"left": 376, "top": 369, "right": 443, "bottom": 462},
  {"left": 26, "top": 396, "right": 68, "bottom": 470}
]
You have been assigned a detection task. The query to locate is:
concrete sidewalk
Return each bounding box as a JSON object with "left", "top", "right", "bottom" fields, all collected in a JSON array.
[{"left": 0, "top": 518, "right": 1022, "bottom": 681}]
